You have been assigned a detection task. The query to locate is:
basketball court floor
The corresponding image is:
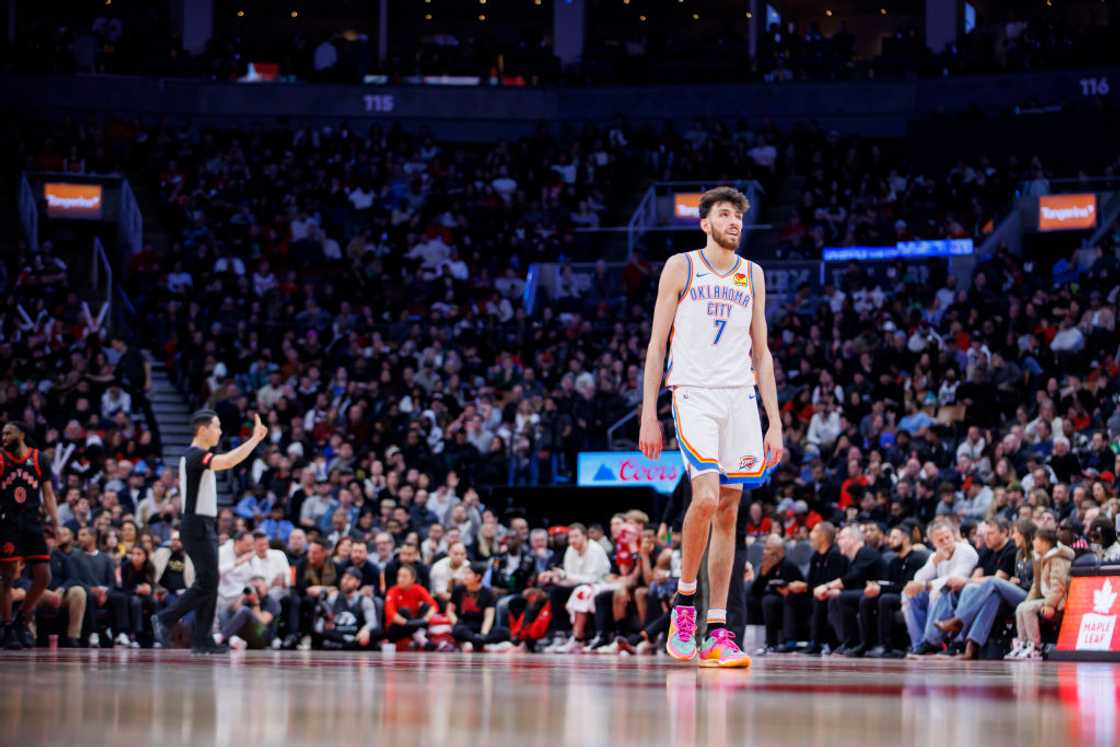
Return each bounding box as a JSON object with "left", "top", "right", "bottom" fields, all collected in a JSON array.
[{"left": 1, "top": 650, "right": 1117, "bottom": 747}]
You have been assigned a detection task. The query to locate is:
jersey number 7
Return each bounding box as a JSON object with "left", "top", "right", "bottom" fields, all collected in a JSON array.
[{"left": 712, "top": 319, "right": 727, "bottom": 345}]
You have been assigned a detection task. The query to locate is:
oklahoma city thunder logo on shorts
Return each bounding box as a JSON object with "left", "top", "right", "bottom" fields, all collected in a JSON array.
[{"left": 738, "top": 455, "right": 757, "bottom": 470}]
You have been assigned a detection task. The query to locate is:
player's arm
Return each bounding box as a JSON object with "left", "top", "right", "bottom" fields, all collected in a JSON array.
[
  {"left": 748, "top": 265, "right": 783, "bottom": 466},
  {"left": 41, "top": 463, "right": 61, "bottom": 535},
  {"left": 639, "top": 254, "right": 687, "bottom": 460},
  {"left": 481, "top": 605, "right": 495, "bottom": 636},
  {"left": 210, "top": 413, "right": 269, "bottom": 471}
]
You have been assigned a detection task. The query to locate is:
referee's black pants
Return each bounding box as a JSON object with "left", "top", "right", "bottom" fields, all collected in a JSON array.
[{"left": 157, "top": 515, "right": 219, "bottom": 647}]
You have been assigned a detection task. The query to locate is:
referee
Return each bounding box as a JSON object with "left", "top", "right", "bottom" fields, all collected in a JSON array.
[{"left": 152, "top": 409, "right": 266, "bottom": 654}]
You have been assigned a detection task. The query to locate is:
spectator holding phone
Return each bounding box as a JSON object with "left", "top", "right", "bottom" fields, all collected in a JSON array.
[{"left": 217, "top": 575, "right": 280, "bottom": 650}]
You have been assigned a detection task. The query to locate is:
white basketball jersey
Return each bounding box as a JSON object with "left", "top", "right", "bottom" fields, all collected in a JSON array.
[{"left": 665, "top": 249, "right": 756, "bottom": 389}]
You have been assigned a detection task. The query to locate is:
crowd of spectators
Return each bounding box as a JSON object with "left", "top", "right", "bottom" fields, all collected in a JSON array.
[
  {"left": 5, "top": 6, "right": 1120, "bottom": 86},
  {"left": 773, "top": 131, "right": 1041, "bottom": 258},
  {"left": 4, "top": 105, "right": 1120, "bottom": 657}
]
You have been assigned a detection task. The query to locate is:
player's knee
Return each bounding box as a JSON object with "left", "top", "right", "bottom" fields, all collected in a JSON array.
[
  {"left": 692, "top": 490, "right": 719, "bottom": 515},
  {"left": 634, "top": 587, "right": 649, "bottom": 601}
]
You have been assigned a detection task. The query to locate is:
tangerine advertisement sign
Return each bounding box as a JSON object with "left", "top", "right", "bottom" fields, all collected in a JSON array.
[
  {"left": 1056, "top": 575, "right": 1120, "bottom": 654},
  {"left": 44, "top": 183, "right": 103, "bottom": 220},
  {"left": 673, "top": 193, "right": 702, "bottom": 222},
  {"left": 1039, "top": 193, "right": 1097, "bottom": 231}
]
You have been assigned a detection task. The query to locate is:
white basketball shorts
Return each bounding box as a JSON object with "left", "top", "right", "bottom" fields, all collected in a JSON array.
[{"left": 670, "top": 385, "right": 777, "bottom": 487}]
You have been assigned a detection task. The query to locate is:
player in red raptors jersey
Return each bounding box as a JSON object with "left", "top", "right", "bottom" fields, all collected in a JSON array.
[
  {"left": 0, "top": 421, "right": 61, "bottom": 649},
  {"left": 639, "top": 186, "right": 783, "bottom": 667}
]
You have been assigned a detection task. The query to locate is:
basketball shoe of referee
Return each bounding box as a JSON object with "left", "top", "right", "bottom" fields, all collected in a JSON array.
[{"left": 151, "top": 409, "right": 267, "bottom": 654}]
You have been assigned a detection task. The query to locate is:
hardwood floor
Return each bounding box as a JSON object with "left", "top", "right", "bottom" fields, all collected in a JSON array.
[{"left": 1, "top": 650, "right": 1117, "bottom": 747}]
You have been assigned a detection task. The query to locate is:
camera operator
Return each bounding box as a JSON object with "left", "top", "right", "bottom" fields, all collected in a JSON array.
[
  {"left": 315, "top": 567, "right": 381, "bottom": 650},
  {"left": 216, "top": 575, "right": 280, "bottom": 650}
]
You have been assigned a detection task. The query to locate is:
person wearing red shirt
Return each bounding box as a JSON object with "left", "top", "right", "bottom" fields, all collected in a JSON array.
[
  {"left": 839, "top": 458, "right": 870, "bottom": 510},
  {"left": 744, "top": 503, "right": 773, "bottom": 538},
  {"left": 383, "top": 565, "right": 437, "bottom": 650}
]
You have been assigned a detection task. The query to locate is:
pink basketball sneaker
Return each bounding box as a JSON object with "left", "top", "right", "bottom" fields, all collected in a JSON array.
[
  {"left": 699, "top": 628, "right": 752, "bottom": 668},
  {"left": 666, "top": 605, "right": 698, "bottom": 661}
]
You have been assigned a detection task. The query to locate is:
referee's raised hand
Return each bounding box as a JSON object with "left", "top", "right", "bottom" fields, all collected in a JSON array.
[{"left": 252, "top": 413, "right": 268, "bottom": 441}]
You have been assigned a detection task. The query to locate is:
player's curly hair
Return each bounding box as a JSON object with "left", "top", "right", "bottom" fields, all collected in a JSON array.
[{"left": 698, "top": 186, "right": 750, "bottom": 219}]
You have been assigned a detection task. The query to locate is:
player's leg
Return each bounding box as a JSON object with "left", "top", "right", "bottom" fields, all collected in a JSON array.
[
  {"left": 698, "top": 486, "right": 750, "bottom": 668},
  {"left": 697, "top": 386, "right": 762, "bottom": 667},
  {"left": 666, "top": 471, "right": 718, "bottom": 660},
  {"left": 667, "top": 388, "right": 722, "bottom": 661},
  {"left": 676, "top": 471, "right": 719, "bottom": 593},
  {"left": 706, "top": 486, "right": 740, "bottom": 621},
  {"left": 14, "top": 517, "right": 53, "bottom": 645}
]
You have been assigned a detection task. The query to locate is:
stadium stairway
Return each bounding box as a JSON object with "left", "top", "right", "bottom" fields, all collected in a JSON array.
[{"left": 148, "top": 358, "right": 234, "bottom": 506}]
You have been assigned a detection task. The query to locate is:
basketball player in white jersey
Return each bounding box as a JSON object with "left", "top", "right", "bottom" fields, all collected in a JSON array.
[{"left": 639, "top": 186, "right": 782, "bottom": 667}]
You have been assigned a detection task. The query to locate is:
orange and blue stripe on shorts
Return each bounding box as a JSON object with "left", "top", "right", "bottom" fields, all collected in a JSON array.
[
  {"left": 719, "top": 456, "right": 778, "bottom": 488},
  {"left": 671, "top": 388, "right": 777, "bottom": 487},
  {"left": 671, "top": 391, "right": 720, "bottom": 475}
]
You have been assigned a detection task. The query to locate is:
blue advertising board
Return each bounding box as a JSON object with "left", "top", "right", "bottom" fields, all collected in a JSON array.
[
  {"left": 823, "top": 239, "right": 973, "bottom": 263},
  {"left": 577, "top": 451, "right": 685, "bottom": 495}
]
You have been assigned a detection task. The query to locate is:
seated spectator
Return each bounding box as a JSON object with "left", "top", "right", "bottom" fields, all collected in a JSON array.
[
  {"left": 429, "top": 541, "right": 470, "bottom": 604},
  {"left": 615, "top": 545, "right": 677, "bottom": 655},
  {"left": 117, "top": 545, "right": 156, "bottom": 648},
  {"left": 383, "top": 565, "right": 437, "bottom": 650},
  {"left": 285, "top": 529, "right": 308, "bottom": 565},
  {"left": 420, "top": 523, "right": 446, "bottom": 565},
  {"left": 69, "top": 527, "right": 122, "bottom": 648},
  {"left": 747, "top": 535, "right": 804, "bottom": 652},
  {"left": 152, "top": 530, "right": 194, "bottom": 613},
  {"left": 249, "top": 530, "right": 291, "bottom": 604},
  {"left": 825, "top": 526, "right": 885, "bottom": 655},
  {"left": 903, "top": 519, "right": 979, "bottom": 656},
  {"left": 36, "top": 530, "right": 87, "bottom": 647},
  {"left": 285, "top": 538, "right": 338, "bottom": 650},
  {"left": 1088, "top": 517, "right": 1120, "bottom": 563},
  {"left": 934, "top": 517, "right": 1021, "bottom": 659},
  {"left": 586, "top": 519, "right": 644, "bottom": 650},
  {"left": 338, "top": 541, "right": 379, "bottom": 597},
  {"left": 448, "top": 562, "right": 511, "bottom": 652},
  {"left": 260, "top": 503, "right": 295, "bottom": 546},
  {"left": 317, "top": 568, "right": 380, "bottom": 651},
  {"left": 1009, "top": 528, "right": 1074, "bottom": 660},
  {"left": 772, "top": 522, "right": 846, "bottom": 654},
  {"left": 539, "top": 523, "right": 611, "bottom": 653},
  {"left": 744, "top": 503, "right": 774, "bottom": 537},
  {"left": 371, "top": 532, "right": 396, "bottom": 577},
  {"left": 217, "top": 531, "right": 257, "bottom": 614},
  {"left": 381, "top": 542, "right": 431, "bottom": 594},
  {"left": 862, "top": 523, "right": 930, "bottom": 658},
  {"left": 528, "top": 529, "right": 556, "bottom": 576},
  {"left": 217, "top": 575, "right": 280, "bottom": 650}
]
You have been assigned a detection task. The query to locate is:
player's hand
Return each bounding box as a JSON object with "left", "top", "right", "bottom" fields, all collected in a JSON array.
[
  {"left": 252, "top": 413, "right": 268, "bottom": 441},
  {"left": 764, "top": 425, "right": 784, "bottom": 468},
  {"left": 638, "top": 413, "right": 663, "bottom": 461}
]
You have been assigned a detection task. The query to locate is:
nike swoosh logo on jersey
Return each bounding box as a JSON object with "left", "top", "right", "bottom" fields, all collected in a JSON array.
[{"left": 695, "top": 272, "right": 710, "bottom": 278}]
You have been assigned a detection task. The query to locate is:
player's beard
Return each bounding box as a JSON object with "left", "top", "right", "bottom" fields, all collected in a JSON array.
[{"left": 711, "top": 225, "right": 740, "bottom": 251}]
